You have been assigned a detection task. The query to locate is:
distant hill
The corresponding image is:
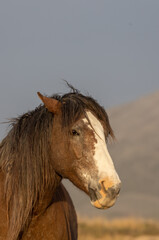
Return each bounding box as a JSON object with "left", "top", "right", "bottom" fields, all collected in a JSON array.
[{"left": 63, "top": 91, "right": 159, "bottom": 219}]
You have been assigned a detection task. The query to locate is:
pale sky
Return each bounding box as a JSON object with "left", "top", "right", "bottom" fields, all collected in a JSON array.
[{"left": 0, "top": 0, "right": 159, "bottom": 137}]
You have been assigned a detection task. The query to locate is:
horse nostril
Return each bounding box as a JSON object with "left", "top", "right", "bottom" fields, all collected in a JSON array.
[
  {"left": 116, "top": 183, "right": 121, "bottom": 195},
  {"left": 88, "top": 186, "right": 102, "bottom": 202},
  {"left": 100, "top": 181, "right": 107, "bottom": 194},
  {"left": 116, "top": 185, "right": 121, "bottom": 195},
  {"left": 108, "top": 183, "right": 121, "bottom": 198},
  {"left": 88, "top": 187, "right": 97, "bottom": 202},
  {"left": 99, "top": 180, "right": 121, "bottom": 199}
]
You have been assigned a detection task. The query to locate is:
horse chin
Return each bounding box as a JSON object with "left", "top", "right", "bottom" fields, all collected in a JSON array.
[{"left": 90, "top": 197, "right": 117, "bottom": 210}]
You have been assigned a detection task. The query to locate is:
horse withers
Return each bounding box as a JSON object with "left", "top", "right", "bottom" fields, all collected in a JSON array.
[{"left": 0, "top": 87, "right": 121, "bottom": 240}]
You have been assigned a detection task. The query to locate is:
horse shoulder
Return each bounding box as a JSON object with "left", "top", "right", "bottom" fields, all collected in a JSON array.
[{"left": 23, "top": 183, "right": 77, "bottom": 240}]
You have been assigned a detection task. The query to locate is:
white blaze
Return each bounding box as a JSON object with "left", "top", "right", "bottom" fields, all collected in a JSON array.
[{"left": 85, "top": 111, "right": 120, "bottom": 183}]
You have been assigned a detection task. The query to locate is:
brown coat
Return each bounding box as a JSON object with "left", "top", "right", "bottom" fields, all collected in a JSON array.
[{"left": 0, "top": 172, "right": 77, "bottom": 240}]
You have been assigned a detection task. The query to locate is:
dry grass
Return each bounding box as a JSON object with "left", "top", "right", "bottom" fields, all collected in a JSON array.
[{"left": 78, "top": 217, "right": 159, "bottom": 240}]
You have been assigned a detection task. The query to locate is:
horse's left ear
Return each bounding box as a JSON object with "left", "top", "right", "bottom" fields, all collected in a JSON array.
[{"left": 37, "top": 92, "right": 61, "bottom": 114}]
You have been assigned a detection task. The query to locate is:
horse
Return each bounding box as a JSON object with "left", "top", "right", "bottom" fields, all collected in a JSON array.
[{"left": 0, "top": 86, "right": 121, "bottom": 240}]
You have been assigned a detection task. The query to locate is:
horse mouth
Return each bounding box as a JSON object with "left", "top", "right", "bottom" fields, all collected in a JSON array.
[
  {"left": 90, "top": 196, "right": 117, "bottom": 209},
  {"left": 88, "top": 181, "right": 121, "bottom": 209}
]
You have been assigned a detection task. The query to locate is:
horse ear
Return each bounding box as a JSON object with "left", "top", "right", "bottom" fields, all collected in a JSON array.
[{"left": 37, "top": 92, "right": 61, "bottom": 114}]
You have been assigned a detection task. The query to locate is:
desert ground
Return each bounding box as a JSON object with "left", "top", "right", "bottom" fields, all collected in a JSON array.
[{"left": 78, "top": 217, "right": 159, "bottom": 240}]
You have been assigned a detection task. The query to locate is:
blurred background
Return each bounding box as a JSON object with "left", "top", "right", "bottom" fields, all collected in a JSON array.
[{"left": 0, "top": 0, "right": 159, "bottom": 239}]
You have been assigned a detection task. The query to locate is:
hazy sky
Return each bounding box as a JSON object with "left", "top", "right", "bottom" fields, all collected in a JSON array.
[{"left": 0, "top": 0, "right": 159, "bottom": 136}]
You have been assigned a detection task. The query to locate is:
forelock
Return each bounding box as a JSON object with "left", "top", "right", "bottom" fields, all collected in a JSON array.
[{"left": 51, "top": 91, "right": 114, "bottom": 138}]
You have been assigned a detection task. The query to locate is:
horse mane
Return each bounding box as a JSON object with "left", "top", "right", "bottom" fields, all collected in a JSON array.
[{"left": 0, "top": 86, "right": 114, "bottom": 240}]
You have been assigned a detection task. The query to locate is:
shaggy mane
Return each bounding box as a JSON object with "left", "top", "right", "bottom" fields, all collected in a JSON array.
[{"left": 0, "top": 87, "right": 113, "bottom": 240}]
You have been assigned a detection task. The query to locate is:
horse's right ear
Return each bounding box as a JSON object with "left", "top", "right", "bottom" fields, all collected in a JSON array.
[{"left": 37, "top": 92, "right": 61, "bottom": 114}]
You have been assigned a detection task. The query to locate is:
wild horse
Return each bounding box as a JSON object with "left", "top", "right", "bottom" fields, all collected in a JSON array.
[{"left": 0, "top": 87, "right": 121, "bottom": 239}]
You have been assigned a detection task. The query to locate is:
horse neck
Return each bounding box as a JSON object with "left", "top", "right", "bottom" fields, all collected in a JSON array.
[
  {"left": 0, "top": 109, "right": 64, "bottom": 239},
  {"left": 33, "top": 172, "right": 62, "bottom": 215},
  {"left": 0, "top": 169, "right": 62, "bottom": 240},
  {"left": 0, "top": 171, "right": 8, "bottom": 238}
]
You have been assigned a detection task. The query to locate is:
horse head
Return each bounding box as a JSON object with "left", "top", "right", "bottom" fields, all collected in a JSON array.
[{"left": 38, "top": 91, "right": 121, "bottom": 209}]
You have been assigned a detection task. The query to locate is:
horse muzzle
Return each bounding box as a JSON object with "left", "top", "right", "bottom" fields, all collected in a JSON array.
[{"left": 88, "top": 178, "right": 121, "bottom": 209}]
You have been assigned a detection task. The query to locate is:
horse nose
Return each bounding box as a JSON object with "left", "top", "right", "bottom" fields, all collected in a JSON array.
[
  {"left": 99, "top": 179, "right": 121, "bottom": 199},
  {"left": 89, "top": 179, "right": 121, "bottom": 209},
  {"left": 105, "top": 183, "right": 121, "bottom": 199}
]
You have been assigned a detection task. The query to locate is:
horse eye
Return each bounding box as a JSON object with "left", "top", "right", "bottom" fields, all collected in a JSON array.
[{"left": 72, "top": 130, "right": 80, "bottom": 136}]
